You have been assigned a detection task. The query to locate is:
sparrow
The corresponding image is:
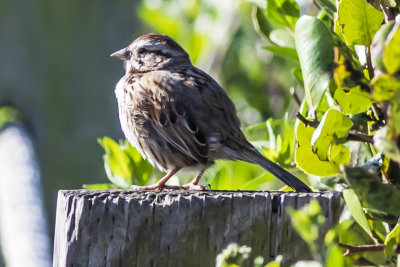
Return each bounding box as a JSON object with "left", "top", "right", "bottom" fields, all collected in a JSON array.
[{"left": 111, "top": 33, "right": 311, "bottom": 192}]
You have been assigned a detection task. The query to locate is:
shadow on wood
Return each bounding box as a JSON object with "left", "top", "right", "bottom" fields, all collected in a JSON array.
[{"left": 53, "top": 190, "right": 340, "bottom": 267}]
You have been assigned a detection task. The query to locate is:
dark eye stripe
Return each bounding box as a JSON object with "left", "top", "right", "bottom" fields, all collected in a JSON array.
[{"left": 138, "top": 48, "right": 147, "bottom": 54}]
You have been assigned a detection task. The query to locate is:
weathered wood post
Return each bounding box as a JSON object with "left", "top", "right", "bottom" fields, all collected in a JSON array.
[{"left": 53, "top": 190, "right": 340, "bottom": 267}]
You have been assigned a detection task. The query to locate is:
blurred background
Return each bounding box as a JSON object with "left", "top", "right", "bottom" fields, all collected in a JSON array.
[{"left": 0, "top": 0, "right": 315, "bottom": 264}]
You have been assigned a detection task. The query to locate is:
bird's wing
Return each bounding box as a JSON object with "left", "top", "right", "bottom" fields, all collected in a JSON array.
[{"left": 132, "top": 71, "right": 212, "bottom": 165}]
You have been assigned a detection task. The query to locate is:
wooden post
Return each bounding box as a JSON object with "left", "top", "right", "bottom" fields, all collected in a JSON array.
[{"left": 53, "top": 190, "right": 340, "bottom": 267}]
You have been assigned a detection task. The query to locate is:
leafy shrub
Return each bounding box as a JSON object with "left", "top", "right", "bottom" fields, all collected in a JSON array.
[{"left": 89, "top": 0, "right": 400, "bottom": 264}]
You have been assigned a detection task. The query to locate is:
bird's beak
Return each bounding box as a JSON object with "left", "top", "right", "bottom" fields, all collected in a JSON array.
[{"left": 110, "top": 48, "right": 129, "bottom": 60}]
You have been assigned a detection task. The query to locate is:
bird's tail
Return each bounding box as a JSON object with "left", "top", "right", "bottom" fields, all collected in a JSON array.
[{"left": 239, "top": 148, "right": 312, "bottom": 192}]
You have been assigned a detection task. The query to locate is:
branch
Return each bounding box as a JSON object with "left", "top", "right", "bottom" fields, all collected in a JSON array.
[
  {"left": 338, "top": 243, "right": 384, "bottom": 256},
  {"left": 365, "top": 45, "right": 374, "bottom": 80},
  {"left": 296, "top": 112, "right": 319, "bottom": 128},
  {"left": 312, "top": 0, "right": 321, "bottom": 10},
  {"left": 347, "top": 131, "right": 374, "bottom": 144},
  {"left": 365, "top": 46, "right": 387, "bottom": 122},
  {"left": 290, "top": 87, "right": 302, "bottom": 107}
]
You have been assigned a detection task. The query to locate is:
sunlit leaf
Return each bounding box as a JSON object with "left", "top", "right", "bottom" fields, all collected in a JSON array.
[
  {"left": 384, "top": 222, "right": 400, "bottom": 263},
  {"left": 383, "top": 20, "right": 400, "bottom": 74},
  {"left": 336, "top": 0, "right": 384, "bottom": 45},
  {"left": 333, "top": 86, "right": 372, "bottom": 115},
  {"left": 342, "top": 189, "right": 373, "bottom": 238},
  {"left": 295, "top": 16, "right": 335, "bottom": 112},
  {"left": 325, "top": 244, "right": 345, "bottom": 267},
  {"left": 371, "top": 74, "right": 400, "bottom": 101},
  {"left": 332, "top": 49, "right": 372, "bottom": 114},
  {"left": 240, "top": 172, "right": 274, "bottom": 190},
  {"left": 124, "top": 141, "right": 153, "bottom": 185},
  {"left": 0, "top": 106, "right": 19, "bottom": 128},
  {"left": 99, "top": 137, "right": 133, "bottom": 188},
  {"left": 311, "top": 108, "right": 353, "bottom": 161},
  {"left": 82, "top": 183, "right": 115, "bottom": 190},
  {"left": 263, "top": 255, "right": 282, "bottom": 267},
  {"left": 295, "top": 122, "right": 339, "bottom": 176},
  {"left": 329, "top": 143, "right": 351, "bottom": 166}
]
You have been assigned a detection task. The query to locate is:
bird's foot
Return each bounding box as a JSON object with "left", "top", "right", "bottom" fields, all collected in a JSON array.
[
  {"left": 130, "top": 183, "right": 165, "bottom": 190},
  {"left": 130, "top": 183, "right": 210, "bottom": 191}
]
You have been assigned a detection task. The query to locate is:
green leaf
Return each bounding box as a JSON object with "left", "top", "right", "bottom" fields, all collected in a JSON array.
[
  {"left": 383, "top": 20, "right": 400, "bottom": 74},
  {"left": 384, "top": 221, "right": 400, "bottom": 263},
  {"left": 325, "top": 244, "right": 345, "bottom": 267},
  {"left": 103, "top": 157, "right": 132, "bottom": 188},
  {"left": 311, "top": 108, "right": 353, "bottom": 161},
  {"left": 339, "top": 219, "right": 373, "bottom": 246},
  {"left": 332, "top": 46, "right": 372, "bottom": 114},
  {"left": 295, "top": 122, "right": 340, "bottom": 176},
  {"left": 291, "top": 68, "right": 303, "bottom": 84},
  {"left": 371, "top": 74, "right": 400, "bottom": 101},
  {"left": 344, "top": 166, "right": 400, "bottom": 217},
  {"left": 269, "top": 29, "right": 296, "bottom": 48},
  {"left": 371, "top": 22, "right": 395, "bottom": 73},
  {"left": 314, "top": 0, "right": 337, "bottom": 18},
  {"left": 215, "top": 243, "right": 251, "bottom": 267},
  {"left": 295, "top": 16, "right": 335, "bottom": 112},
  {"left": 99, "top": 137, "right": 133, "bottom": 188},
  {"left": 0, "top": 106, "right": 19, "bottom": 128},
  {"left": 287, "top": 200, "right": 324, "bottom": 243},
  {"left": 336, "top": 0, "right": 384, "bottom": 45},
  {"left": 240, "top": 172, "right": 274, "bottom": 190},
  {"left": 82, "top": 183, "right": 114, "bottom": 190},
  {"left": 329, "top": 143, "right": 351, "bottom": 166},
  {"left": 266, "top": 0, "right": 300, "bottom": 31},
  {"left": 263, "top": 255, "right": 282, "bottom": 267},
  {"left": 124, "top": 141, "right": 154, "bottom": 185},
  {"left": 342, "top": 189, "right": 373, "bottom": 238},
  {"left": 365, "top": 208, "right": 399, "bottom": 224},
  {"left": 333, "top": 87, "right": 372, "bottom": 115},
  {"left": 252, "top": 5, "right": 274, "bottom": 42},
  {"left": 263, "top": 46, "right": 298, "bottom": 61}
]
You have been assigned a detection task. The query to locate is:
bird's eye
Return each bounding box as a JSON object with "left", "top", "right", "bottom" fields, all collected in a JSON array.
[{"left": 138, "top": 48, "right": 147, "bottom": 54}]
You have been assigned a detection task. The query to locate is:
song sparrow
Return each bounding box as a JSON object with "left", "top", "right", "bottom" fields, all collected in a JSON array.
[{"left": 111, "top": 33, "right": 311, "bottom": 192}]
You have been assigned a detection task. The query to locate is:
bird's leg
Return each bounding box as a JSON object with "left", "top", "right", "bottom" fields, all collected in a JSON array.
[
  {"left": 130, "top": 167, "right": 181, "bottom": 190},
  {"left": 181, "top": 169, "right": 207, "bottom": 190}
]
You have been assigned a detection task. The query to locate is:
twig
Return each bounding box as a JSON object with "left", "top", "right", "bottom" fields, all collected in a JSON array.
[
  {"left": 312, "top": 0, "right": 321, "bottom": 10},
  {"left": 296, "top": 112, "right": 319, "bottom": 128},
  {"left": 365, "top": 45, "right": 386, "bottom": 121},
  {"left": 290, "top": 87, "right": 302, "bottom": 107},
  {"left": 338, "top": 243, "right": 384, "bottom": 256},
  {"left": 347, "top": 131, "right": 374, "bottom": 144},
  {"left": 365, "top": 45, "right": 374, "bottom": 80}
]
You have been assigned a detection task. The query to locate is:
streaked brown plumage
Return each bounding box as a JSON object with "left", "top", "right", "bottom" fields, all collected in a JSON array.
[{"left": 111, "top": 33, "right": 311, "bottom": 192}]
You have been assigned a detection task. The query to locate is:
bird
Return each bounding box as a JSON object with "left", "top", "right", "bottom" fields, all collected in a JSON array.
[{"left": 110, "top": 33, "right": 312, "bottom": 192}]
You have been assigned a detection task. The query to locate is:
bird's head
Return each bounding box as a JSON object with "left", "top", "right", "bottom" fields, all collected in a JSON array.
[{"left": 111, "top": 33, "right": 191, "bottom": 73}]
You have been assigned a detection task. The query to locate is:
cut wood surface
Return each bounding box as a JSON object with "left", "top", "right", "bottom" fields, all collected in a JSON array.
[{"left": 54, "top": 190, "right": 340, "bottom": 267}]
